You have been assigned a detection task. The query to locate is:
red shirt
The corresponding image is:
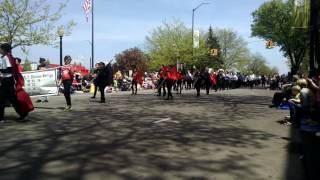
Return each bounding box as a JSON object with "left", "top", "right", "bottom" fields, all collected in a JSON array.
[
  {"left": 61, "top": 65, "right": 74, "bottom": 81},
  {"left": 18, "top": 65, "right": 24, "bottom": 73}
]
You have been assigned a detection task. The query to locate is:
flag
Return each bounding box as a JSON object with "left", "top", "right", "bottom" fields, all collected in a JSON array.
[
  {"left": 168, "top": 66, "right": 178, "bottom": 81},
  {"left": 193, "top": 30, "right": 200, "bottom": 48},
  {"left": 83, "top": 0, "right": 92, "bottom": 22}
]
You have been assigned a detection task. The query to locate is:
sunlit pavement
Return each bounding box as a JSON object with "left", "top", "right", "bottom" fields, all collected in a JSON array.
[{"left": 0, "top": 89, "right": 303, "bottom": 180}]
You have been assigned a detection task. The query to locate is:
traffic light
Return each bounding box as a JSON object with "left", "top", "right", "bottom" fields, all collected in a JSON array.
[
  {"left": 210, "top": 48, "right": 219, "bottom": 56},
  {"left": 266, "top": 40, "right": 274, "bottom": 49}
]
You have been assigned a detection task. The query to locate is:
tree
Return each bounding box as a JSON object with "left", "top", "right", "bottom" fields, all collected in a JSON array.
[
  {"left": 115, "top": 47, "right": 149, "bottom": 72},
  {"left": 145, "top": 20, "right": 209, "bottom": 70},
  {"left": 251, "top": 0, "right": 309, "bottom": 75},
  {"left": 205, "top": 26, "right": 223, "bottom": 69},
  {"left": 215, "top": 28, "right": 249, "bottom": 70},
  {"left": 0, "top": 0, "right": 75, "bottom": 49},
  {"left": 22, "top": 59, "right": 32, "bottom": 71}
]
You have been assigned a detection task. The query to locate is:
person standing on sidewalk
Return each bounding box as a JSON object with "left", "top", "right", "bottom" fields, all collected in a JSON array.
[{"left": 59, "top": 55, "right": 74, "bottom": 111}]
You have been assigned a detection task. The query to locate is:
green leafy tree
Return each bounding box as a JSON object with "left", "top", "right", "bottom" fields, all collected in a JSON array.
[
  {"left": 115, "top": 47, "right": 149, "bottom": 72},
  {"left": 215, "top": 28, "right": 249, "bottom": 70},
  {"left": 0, "top": 0, "right": 75, "bottom": 49},
  {"left": 205, "top": 26, "right": 223, "bottom": 69},
  {"left": 145, "top": 20, "right": 208, "bottom": 70},
  {"left": 246, "top": 53, "right": 269, "bottom": 75},
  {"left": 251, "top": 0, "right": 309, "bottom": 75},
  {"left": 22, "top": 59, "right": 32, "bottom": 71}
]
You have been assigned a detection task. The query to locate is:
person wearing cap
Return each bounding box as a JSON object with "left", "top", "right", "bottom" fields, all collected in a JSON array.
[
  {"left": 59, "top": 55, "right": 74, "bottom": 111},
  {"left": 0, "top": 43, "right": 33, "bottom": 122},
  {"left": 36, "top": 58, "right": 49, "bottom": 103}
]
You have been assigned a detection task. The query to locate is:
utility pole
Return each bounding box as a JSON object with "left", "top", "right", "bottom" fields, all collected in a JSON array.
[{"left": 91, "top": 0, "right": 95, "bottom": 70}]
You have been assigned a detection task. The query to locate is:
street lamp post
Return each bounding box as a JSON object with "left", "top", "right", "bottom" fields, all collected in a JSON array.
[
  {"left": 58, "top": 27, "right": 64, "bottom": 66},
  {"left": 192, "top": 2, "right": 210, "bottom": 49}
]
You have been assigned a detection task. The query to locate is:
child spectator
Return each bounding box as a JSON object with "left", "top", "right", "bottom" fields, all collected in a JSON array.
[{"left": 285, "top": 85, "right": 302, "bottom": 126}]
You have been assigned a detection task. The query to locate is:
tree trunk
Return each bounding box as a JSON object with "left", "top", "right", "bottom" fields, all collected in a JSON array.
[{"left": 291, "top": 66, "right": 299, "bottom": 76}]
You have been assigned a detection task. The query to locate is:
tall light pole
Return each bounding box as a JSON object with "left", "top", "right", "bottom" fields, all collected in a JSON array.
[
  {"left": 92, "top": 0, "right": 95, "bottom": 70},
  {"left": 58, "top": 27, "right": 64, "bottom": 66},
  {"left": 192, "top": 2, "right": 210, "bottom": 49}
]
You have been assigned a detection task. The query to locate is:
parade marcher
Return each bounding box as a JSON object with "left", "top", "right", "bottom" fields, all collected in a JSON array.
[
  {"left": 95, "top": 62, "right": 108, "bottom": 103},
  {"left": 0, "top": 43, "right": 33, "bottom": 122},
  {"left": 248, "top": 73, "right": 255, "bottom": 89},
  {"left": 59, "top": 55, "right": 74, "bottom": 111},
  {"left": 217, "top": 69, "right": 224, "bottom": 91},
  {"left": 261, "top": 75, "right": 266, "bottom": 88},
  {"left": 210, "top": 69, "right": 218, "bottom": 92},
  {"left": 91, "top": 63, "right": 100, "bottom": 99},
  {"left": 131, "top": 68, "right": 143, "bottom": 95},
  {"left": 36, "top": 58, "right": 49, "bottom": 103},
  {"left": 176, "top": 70, "right": 183, "bottom": 94},
  {"left": 157, "top": 65, "right": 167, "bottom": 96},
  {"left": 15, "top": 58, "right": 23, "bottom": 73},
  {"left": 203, "top": 68, "right": 211, "bottom": 95},
  {"left": 164, "top": 66, "right": 175, "bottom": 100},
  {"left": 131, "top": 68, "right": 138, "bottom": 95},
  {"left": 186, "top": 70, "right": 193, "bottom": 90},
  {"left": 194, "top": 69, "right": 203, "bottom": 97},
  {"left": 96, "top": 62, "right": 113, "bottom": 103}
]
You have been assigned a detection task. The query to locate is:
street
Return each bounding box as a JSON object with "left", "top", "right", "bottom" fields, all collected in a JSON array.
[{"left": 0, "top": 89, "right": 303, "bottom": 180}]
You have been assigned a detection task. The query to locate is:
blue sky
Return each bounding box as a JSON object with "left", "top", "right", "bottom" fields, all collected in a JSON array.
[{"left": 14, "top": 0, "right": 289, "bottom": 74}]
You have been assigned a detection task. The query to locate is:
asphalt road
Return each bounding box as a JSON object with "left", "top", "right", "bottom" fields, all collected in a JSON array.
[{"left": 0, "top": 89, "right": 304, "bottom": 180}]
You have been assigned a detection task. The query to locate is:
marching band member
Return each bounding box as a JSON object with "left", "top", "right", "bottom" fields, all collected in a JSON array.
[{"left": 0, "top": 43, "right": 33, "bottom": 122}]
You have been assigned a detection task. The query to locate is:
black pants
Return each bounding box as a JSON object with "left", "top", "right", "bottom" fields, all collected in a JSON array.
[
  {"left": 131, "top": 80, "right": 137, "bottom": 94},
  {"left": 63, "top": 80, "right": 72, "bottom": 106},
  {"left": 166, "top": 80, "right": 173, "bottom": 99},
  {"left": 187, "top": 79, "right": 192, "bottom": 90},
  {"left": 0, "top": 77, "right": 21, "bottom": 120},
  {"left": 205, "top": 80, "right": 211, "bottom": 95},
  {"left": 195, "top": 82, "right": 201, "bottom": 96},
  {"left": 176, "top": 80, "right": 182, "bottom": 94},
  {"left": 158, "top": 78, "right": 166, "bottom": 96},
  {"left": 98, "top": 85, "right": 106, "bottom": 101}
]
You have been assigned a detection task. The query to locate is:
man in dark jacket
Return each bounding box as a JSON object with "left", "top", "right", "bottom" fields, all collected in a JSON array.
[{"left": 95, "top": 62, "right": 108, "bottom": 103}]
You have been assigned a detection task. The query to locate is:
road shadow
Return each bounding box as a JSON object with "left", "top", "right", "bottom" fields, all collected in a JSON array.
[{"left": 0, "top": 92, "right": 299, "bottom": 180}]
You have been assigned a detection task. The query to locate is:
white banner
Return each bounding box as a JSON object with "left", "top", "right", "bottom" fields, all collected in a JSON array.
[
  {"left": 21, "top": 68, "right": 59, "bottom": 96},
  {"left": 193, "top": 30, "right": 200, "bottom": 48}
]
